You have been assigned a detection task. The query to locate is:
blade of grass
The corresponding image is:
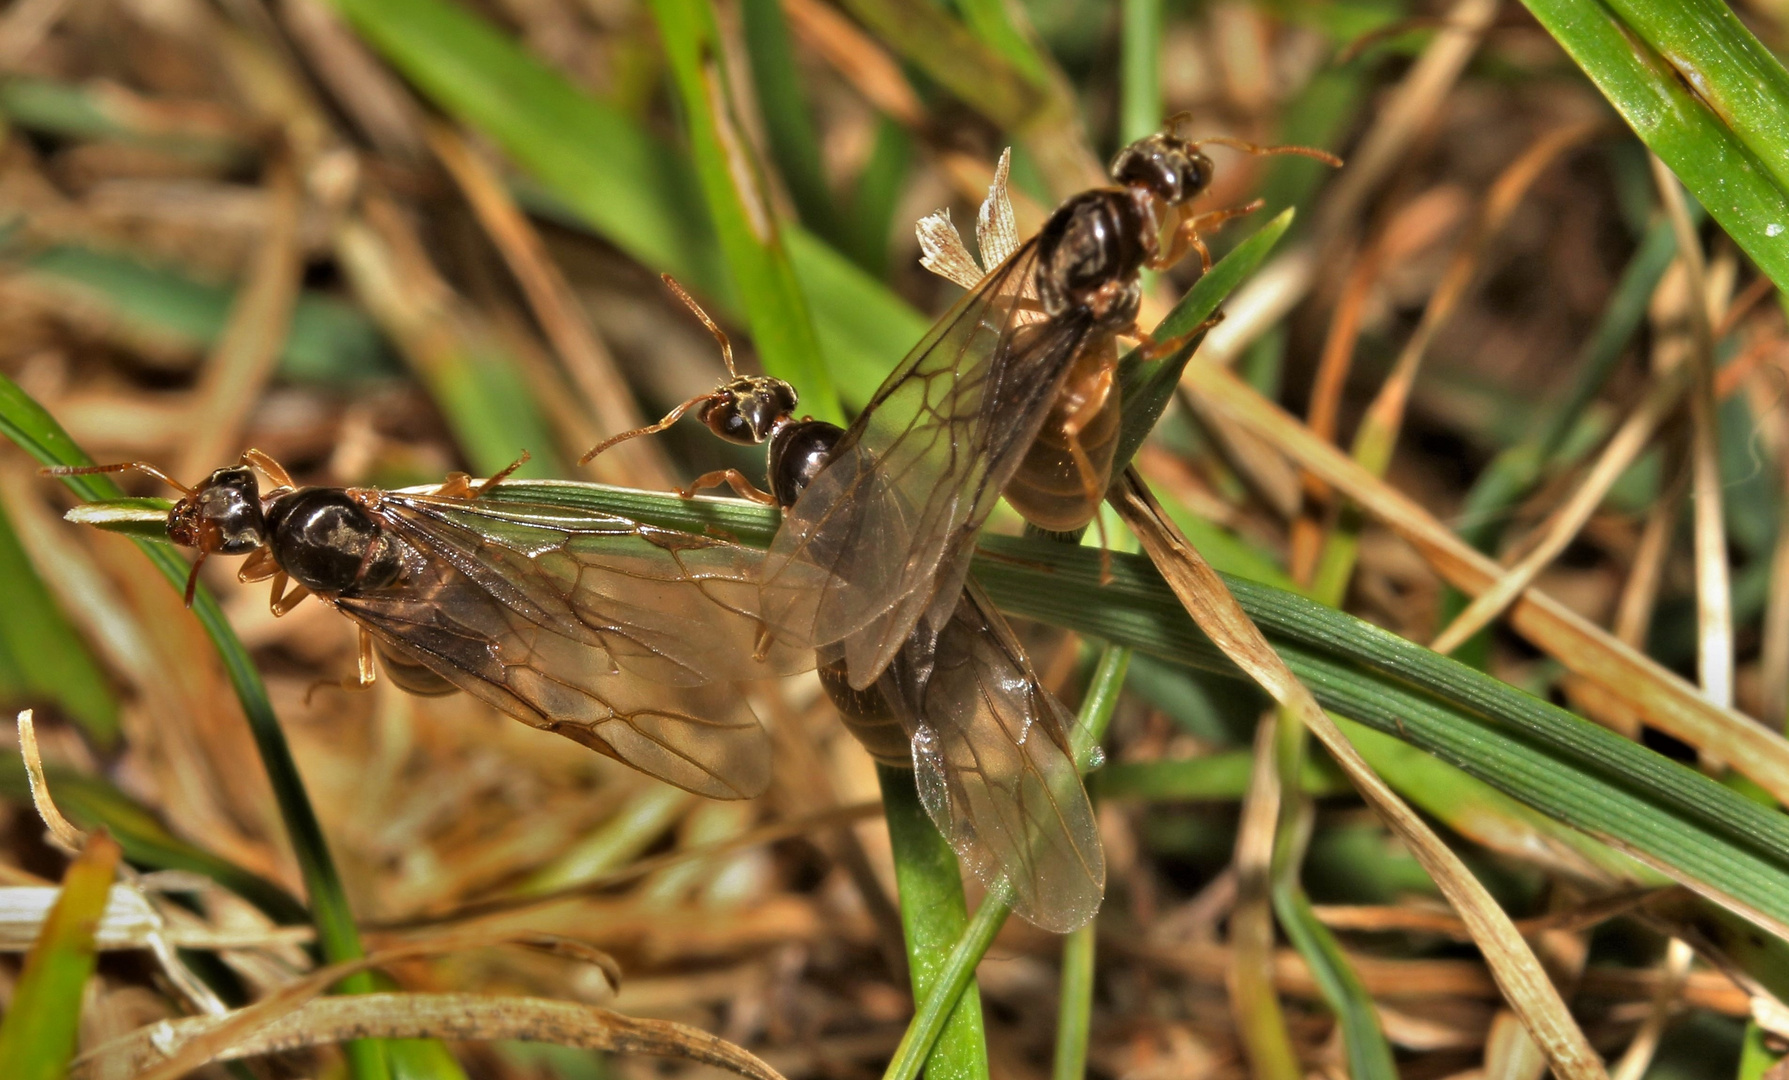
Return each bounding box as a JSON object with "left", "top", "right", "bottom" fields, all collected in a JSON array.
[
  {"left": 647, "top": 0, "right": 839, "bottom": 423},
  {"left": 0, "top": 747, "right": 307, "bottom": 923},
  {"left": 0, "top": 373, "right": 393, "bottom": 1080},
  {"left": 1597, "top": 0, "right": 1789, "bottom": 199},
  {"left": 1114, "top": 471, "right": 1607, "bottom": 1080},
  {"left": 739, "top": 0, "right": 838, "bottom": 243},
  {"left": 16, "top": 244, "right": 398, "bottom": 383},
  {"left": 1521, "top": 0, "right": 1789, "bottom": 292},
  {"left": 1049, "top": 918, "right": 1096, "bottom": 1080},
  {"left": 327, "top": 0, "right": 921, "bottom": 402},
  {"left": 1112, "top": 208, "right": 1295, "bottom": 475},
  {"left": 878, "top": 764, "right": 991, "bottom": 1080},
  {"left": 0, "top": 830, "right": 120, "bottom": 1080},
  {"left": 1119, "top": 0, "right": 1162, "bottom": 145},
  {"left": 0, "top": 500, "right": 117, "bottom": 743}
]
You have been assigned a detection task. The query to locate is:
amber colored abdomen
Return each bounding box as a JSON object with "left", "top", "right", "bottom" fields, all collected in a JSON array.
[
  {"left": 1003, "top": 339, "right": 1121, "bottom": 532},
  {"left": 817, "top": 656, "right": 912, "bottom": 767}
]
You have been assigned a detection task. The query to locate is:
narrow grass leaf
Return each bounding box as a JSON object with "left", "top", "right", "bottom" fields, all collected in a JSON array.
[
  {"left": 1521, "top": 0, "right": 1789, "bottom": 291},
  {"left": 878, "top": 764, "right": 991, "bottom": 1080},
  {"left": 0, "top": 372, "right": 393, "bottom": 1080},
  {"left": 0, "top": 502, "right": 117, "bottom": 742},
  {"left": 1112, "top": 471, "right": 1606, "bottom": 1079},
  {"left": 327, "top": 0, "right": 921, "bottom": 403},
  {"left": 0, "top": 831, "right": 121, "bottom": 1080},
  {"left": 648, "top": 0, "right": 839, "bottom": 422}
]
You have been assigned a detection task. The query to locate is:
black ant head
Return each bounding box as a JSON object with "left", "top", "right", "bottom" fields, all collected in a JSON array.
[
  {"left": 698, "top": 376, "right": 799, "bottom": 446},
  {"left": 167, "top": 465, "right": 267, "bottom": 556},
  {"left": 1110, "top": 132, "right": 1215, "bottom": 211}
]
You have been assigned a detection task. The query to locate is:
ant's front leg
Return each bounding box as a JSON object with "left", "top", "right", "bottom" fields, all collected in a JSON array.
[{"left": 679, "top": 469, "right": 777, "bottom": 505}]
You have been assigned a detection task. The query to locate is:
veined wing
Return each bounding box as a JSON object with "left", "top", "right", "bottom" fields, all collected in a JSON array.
[
  {"left": 332, "top": 524, "right": 771, "bottom": 799},
  {"left": 366, "top": 490, "right": 814, "bottom": 685},
  {"left": 883, "top": 580, "right": 1104, "bottom": 932},
  {"left": 762, "top": 241, "right": 1097, "bottom": 689}
]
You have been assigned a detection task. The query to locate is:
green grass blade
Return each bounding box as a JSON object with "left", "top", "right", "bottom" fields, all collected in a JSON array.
[
  {"left": 93, "top": 472, "right": 1788, "bottom": 950},
  {"left": 1119, "top": 0, "right": 1162, "bottom": 143},
  {"left": 740, "top": 0, "right": 839, "bottom": 243},
  {"left": 1596, "top": 0, "right": 1789, "bottom": 197},
  {"left": 0, "top": 373, "right": 395, "bottom": 1080},
  {"left": 878, "top": 764, "right": 991, "bottom": 1080},
  {"left": 0, "top": 831, "right": 120, "bottom": 1080},
  {"left": 648, "top": 0, "right": 839, "bottom": 422},
  {"left": 1112, "top": 209, "right": 1294, "bottom": 477},
  {"left": 1050, "top": 920, "right": 1096, "bottom": 1080},
  {"left": 327, "top": 0, "right": 920, "bottom": 404},
  {"left": 1520, "top": 0, "right": 1789, "bottom": 291},
  {"left": 0, "top": 748, "right": 308, "bottom": 924},
  {"left": 1271, "top": 873, "right": 1396, "bottom": 1080},
  {"left": 0, "top": 501, "right": 118, "bottom": 743},
  {"left": 884, "top": 644, "right": 1129, "bottom": 1080},
  {"left": 19, "top": 244, "right": 398, "bottom": 383}
]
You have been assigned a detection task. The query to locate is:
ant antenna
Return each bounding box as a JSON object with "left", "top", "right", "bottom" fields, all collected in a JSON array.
[
  {"left": 1191, "top": 135, "right": 1343, "bottom": 168},
  {"left": 579, "top": 277, "right": 740, "bottom": 465},
  {"left": 41, "top": 461, "right": 194, "bottom": 495},
  {"left": 661, "top": 274, "right": 739, "bottom": 378}
]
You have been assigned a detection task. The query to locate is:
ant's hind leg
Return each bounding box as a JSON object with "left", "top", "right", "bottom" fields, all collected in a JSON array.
[
  {"left": 303, "top": 629, "right": 377, "bottom": 705},
  {"left": 680, "top": 469, "right": 777, "bottom": 505}
]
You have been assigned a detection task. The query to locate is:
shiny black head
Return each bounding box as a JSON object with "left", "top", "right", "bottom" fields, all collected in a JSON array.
[
  {"left": 264, "top": 488, "right": 403, "bottom": 594},
  {"left": 167, "top": 465, "right": 267, "bottom": 556},
  {"left": 1110, "top": 132, "right": 1214, "bottom": 209},
  {"left": 1034, "top": 191, "right": 1148, "bottom": 325},
  {"left": 699, "top": 376, "right": 799, "bottom": 446},
  {"left": 767, "top": 420, "right": 845, "bottom": 508}
]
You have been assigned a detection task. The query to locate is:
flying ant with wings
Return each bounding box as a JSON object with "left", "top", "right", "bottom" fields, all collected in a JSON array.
[
  {"left": 47, "top": 452, "right": 811, "bottom": 800},
  {"left": 743, "top": 119, "right": 1338, "bottom": 689},
  {"left": 584, "top": 277, "right": 1105, "bottom": 933}
]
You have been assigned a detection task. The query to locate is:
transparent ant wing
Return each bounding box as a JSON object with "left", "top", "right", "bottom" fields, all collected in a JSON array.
[
  {"left": 761, "top": 241, "right": 1097, "bottom": 689},
  {"left": 879, "top": 580, "right": 1104, "bottom": 932},
  {"left": 327, "top": 490, "right": 813, "bottom": 799}
]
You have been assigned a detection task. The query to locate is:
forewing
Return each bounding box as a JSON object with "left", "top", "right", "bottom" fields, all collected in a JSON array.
[
  {"left": 372, "top": 492, "right": 813, "bottom": 685},
  {"left": 890, "top": 581, "right": 1105, "bottom": 932},
  {"left": 333, "top": 532, "right": 770, "bottom": 799},
  {"left": 763, "top": 242, "right": 1094, "bottom": 687}
]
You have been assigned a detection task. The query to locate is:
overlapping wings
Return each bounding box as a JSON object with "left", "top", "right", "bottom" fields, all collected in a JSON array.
[
  {"left": 761, "top": 242, "right": 1096, "bottom": 689},
  {"left": 330, "top": 492, "right": 807, "bottom": 799},
  {"left": 879, "top": 581, "right": 1104, "bottom": 932}
]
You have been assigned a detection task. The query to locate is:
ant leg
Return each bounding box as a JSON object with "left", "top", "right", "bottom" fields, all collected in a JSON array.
[
  {"left": 239, "top": 547, "right": 279, "bottom": 583},
  {"left": 435, "top": 472, "right": 474, "bottom": 500},
  {"left": 679, "top": 469, "right": 777, "bottom": 505},
  {"left": 42, "top": 461, "right": 193, "bottom": 495},
  {"left": 239, "top": 449, "right": 293, "bottom": 490},
  {"left": 1127, "top": 313, "right": 1226, "bottom": 362},
  {"left": 303, "top": 629, "right": 378, "bottom": 705},
  {"left": 181, "top": 552, "right": 207, "bottom": 608},
  {"left": 473, "top": 451, "right": 530, "bottom": 499},
  {"left": 270, "top": 574, "right": 312, "bottom": 617},
  {"left": 1154, "top": 199, "right": 1264, "bottom": 272}
]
